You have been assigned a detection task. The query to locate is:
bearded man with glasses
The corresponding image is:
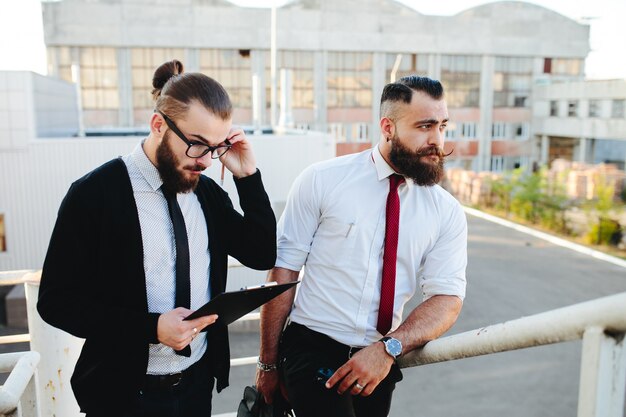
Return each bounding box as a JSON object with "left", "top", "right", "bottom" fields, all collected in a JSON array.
[{"left": 38, "top": 59, "right": 277, "bottom": 417}]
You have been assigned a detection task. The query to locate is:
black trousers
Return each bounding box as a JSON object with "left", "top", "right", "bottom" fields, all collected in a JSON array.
[
  {"left": 280, "top": 322, "right": 403, "bottom": 417},
  {"left": 86, "top": 356, "right": 214, "bottom": 417}
]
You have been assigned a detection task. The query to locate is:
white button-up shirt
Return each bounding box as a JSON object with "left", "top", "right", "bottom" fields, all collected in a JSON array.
[
  {"left": 276, "top": 145, "right": 467, "bottom": 346},
  {"left": 123, "top": 142, "right": 211, "bottom": 374}
]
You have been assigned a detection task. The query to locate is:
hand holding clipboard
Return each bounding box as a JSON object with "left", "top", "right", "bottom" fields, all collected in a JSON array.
[{"left": 184, "top": 280, "right": 300, "bottom": 325}]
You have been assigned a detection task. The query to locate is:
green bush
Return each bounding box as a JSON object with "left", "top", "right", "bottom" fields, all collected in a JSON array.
[{"left": 586, "top": 218, "right": 621, "bottom": 245}]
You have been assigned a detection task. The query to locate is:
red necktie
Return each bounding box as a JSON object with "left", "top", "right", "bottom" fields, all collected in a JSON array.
[{"left": 377, "top": 174, "right": 404, "bottom": 335}]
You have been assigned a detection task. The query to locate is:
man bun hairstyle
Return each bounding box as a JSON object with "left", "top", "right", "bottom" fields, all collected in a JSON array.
[
  {"left": 152, "top": 59, "right": 232, "bottom": 121},
  {"left": 380, "top": 75, "right": 444, "bottom": 118}
]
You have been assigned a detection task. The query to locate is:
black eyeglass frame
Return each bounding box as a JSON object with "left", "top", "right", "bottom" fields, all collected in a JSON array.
[{"left": 159, "top": 112, "right": 232, "bottom": 159}]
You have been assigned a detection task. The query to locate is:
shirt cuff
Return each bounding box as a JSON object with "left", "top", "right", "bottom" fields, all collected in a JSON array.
[
  {"left": 420, "top": 275, "right": 466, "bottom": 301},
  {"left": 276, "top": 247, "right": 309, "bottom": 271}
]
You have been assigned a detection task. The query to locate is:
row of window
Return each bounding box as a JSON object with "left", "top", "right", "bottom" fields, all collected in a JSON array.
[
  {"left": 47, "top": 47, "right": 584, "bottom": 127},
  {"left": 549, "top": 99, "right": 626, "bottom": 118},
  {"left": 442, "top": 122, "right": 530, "bottom": 141}
]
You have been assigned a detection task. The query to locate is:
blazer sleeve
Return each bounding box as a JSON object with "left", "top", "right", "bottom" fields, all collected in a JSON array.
[
  {"left": 222, "top": 169, "right": 277, "bottom": 270},
  {"left": 37, "top": 180, "right": 160, "bottom": 343}
]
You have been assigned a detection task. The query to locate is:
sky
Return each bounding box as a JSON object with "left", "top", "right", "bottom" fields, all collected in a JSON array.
[{"left": 1, "top": 0, "right": 625, "bottom": 79}]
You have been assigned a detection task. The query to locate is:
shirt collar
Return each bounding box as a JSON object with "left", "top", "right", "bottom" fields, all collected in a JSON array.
[
  {"left": 371, "top": 142, "right": 411, "bottom": 188},
  {"left": 131, "top": 140, "right": 163, "bottom": 192}
]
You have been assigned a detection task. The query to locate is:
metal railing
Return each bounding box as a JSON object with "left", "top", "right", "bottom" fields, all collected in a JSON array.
[
  {"left": 0, "top": 351, "right": 40, "bottom": 417},
  {"left": 226, "top": 292, "right": 626, "bottom": 417},
  {"left": 1, "top": 271, "right": 625, "bottom": 417}
]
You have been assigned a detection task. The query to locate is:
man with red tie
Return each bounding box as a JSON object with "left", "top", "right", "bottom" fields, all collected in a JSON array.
[{"left": 256, "top": 76, "right": 467, "bottom": 417}]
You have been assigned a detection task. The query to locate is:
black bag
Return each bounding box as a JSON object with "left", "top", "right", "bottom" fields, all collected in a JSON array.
[{"left": 237, "top": 385, "right": 294, "bottom": 417}]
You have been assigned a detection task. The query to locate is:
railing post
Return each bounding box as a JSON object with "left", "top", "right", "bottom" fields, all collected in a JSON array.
[
  {"left": 25, "top": 281, "right": 84, "bottom": 417},
  {"left": 19, "top": 372, "right": 39, "bottom": 417},
  {"left": 577, "top": 326, "right": 626, "bottom": 417}
]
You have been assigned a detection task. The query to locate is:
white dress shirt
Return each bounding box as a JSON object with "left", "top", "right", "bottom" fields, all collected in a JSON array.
[
  {"left": 276, "top": 144, "right": 467, "bottom": 347},
  {"left": 123, "top": 142, "right": 211, "bottom": 374}
]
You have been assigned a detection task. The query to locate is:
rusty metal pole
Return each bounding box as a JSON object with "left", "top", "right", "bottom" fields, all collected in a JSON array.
[{"left": 25, "top": 279, "right": 84, "bottom": 417}]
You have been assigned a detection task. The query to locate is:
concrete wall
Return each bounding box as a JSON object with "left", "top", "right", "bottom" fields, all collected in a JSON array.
[
  {"left": 0, "top": 72, "right": 36, "bottom": 150},
  {"left": 533, "top": 79, "right": 626, "bottom": 140},
  {"left": 42, "top": 0, "right": 590, "bottom": 58},
  {"left": 0, "top": 71, "right": 78, "bottom": 149},
  {"left": 32, "top": 73, "right": 79, "bottom": 137}
]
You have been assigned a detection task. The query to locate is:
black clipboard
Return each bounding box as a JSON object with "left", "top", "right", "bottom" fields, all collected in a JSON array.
[{"left": 184, "top": 281, "right": 300, "bottom": 325}]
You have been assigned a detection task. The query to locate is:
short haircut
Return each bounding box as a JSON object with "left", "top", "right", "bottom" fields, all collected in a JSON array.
[{"left": 380, "top": 75, "right": 444, "bottom": 119}]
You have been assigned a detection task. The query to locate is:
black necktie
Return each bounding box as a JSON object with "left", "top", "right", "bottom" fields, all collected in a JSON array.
[{"left": 163, "top": 189, "right": 191, "bottom": 357}]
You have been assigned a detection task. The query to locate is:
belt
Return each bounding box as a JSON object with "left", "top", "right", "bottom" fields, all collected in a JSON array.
[
  {"left": 144, "top": 360, "right": 200, "bottom": 390},
  {"left": 287, "top": 322, "right": 364, "bottom": 359}
]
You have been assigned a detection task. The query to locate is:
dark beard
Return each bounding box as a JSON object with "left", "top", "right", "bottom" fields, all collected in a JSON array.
[
  {"left": 388, "top": 133, "right": 445, "bottom": 186},
  {"left": 156, "top": 131, "right": 201, "bottom": 194}
]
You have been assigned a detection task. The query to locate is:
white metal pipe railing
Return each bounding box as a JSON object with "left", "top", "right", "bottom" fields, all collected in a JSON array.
[
  {"left": 229, "top": 293, "right": 626, "bottom": 417},
  {"left": 0, "top": 351, "right": 40, "bottom": 417},
  {"left": 397, "top": 292, "right": 626, "bottom": 367}
]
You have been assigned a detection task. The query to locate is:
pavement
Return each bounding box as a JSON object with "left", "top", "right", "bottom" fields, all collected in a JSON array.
[{"left": 2, "top": 212, "right": 626, "bottom": 416}]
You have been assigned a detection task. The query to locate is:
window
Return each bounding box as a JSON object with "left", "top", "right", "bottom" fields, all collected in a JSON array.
[
  {"left": 445, "top": 126, "right": 458, "bottom": 140},
  {"left": 588, "top": 100, "right": 601, "bottom": 118},
  {"left": 265, "top": 50, "right": 314, "bottom": 109},
  {"left": 327, "top": 52, "right": 373, "bottom": 108},
  {"left": 441, "top": 55, "right": 481, "bottom": 108},
  {"left": 544, "top": 58, "right": 584, "bottom": 76},
  {"left": 328, "top": 122, "right": 369, "bottom": 143},
  {"left": 552, "top": 59, "right": 584, "bottom": 76},
  {"left": 328, "top": 123, "right": 346, "bottom": 142},
  {"left": 550, "top": 100, "right": 559, "bottom": 116},
  {"left": 460, "top": 122, "right": 477, "bottom": 139},
  {"left": 79, "top": 47, "right": 119, "bottom": 110},
  {"left": 568, "top": 101, "right": 578, "bottom": 117},
  {"left": 47, "top": 46, "right": 74, "bottom": 83},
  {"left": 492, "top": 122, "right": 507, "bottom": 139},
  {"left": 543, "top": 58, "right": 552, "bottom": 74},
  {"left": 0, "top": 214, "right": 5, "bottom": 252},
  {"left": 200, "top": 49, "right": 253, "bottom": 109},
  {"left": 513, "top": 96, "right": 527, "bottom": 107},
  {"left": 493, "top": 57, "right": 533, "bottom": 108},
  {"left": 385, "top": 53, "right": 428, "bottom": 82},
  {"left": 513, "top": 123, "right": 529, "bottom": 140},
  {"left": 612, "top": 100, "right": 625, "bottom": 118}
]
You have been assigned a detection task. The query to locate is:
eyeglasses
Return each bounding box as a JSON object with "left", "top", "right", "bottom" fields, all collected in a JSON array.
[{"left": 160, "top": 112, "right": 232, "bottom": 159}]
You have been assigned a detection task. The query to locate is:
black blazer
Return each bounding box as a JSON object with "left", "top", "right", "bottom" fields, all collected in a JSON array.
[{"left": 37, "top": 158, "right": 276, "bottom": 413}]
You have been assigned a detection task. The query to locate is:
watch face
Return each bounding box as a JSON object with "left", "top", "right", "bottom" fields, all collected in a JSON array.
[{"left": 385, "top": 338, "right": 402, "bottom": 357}]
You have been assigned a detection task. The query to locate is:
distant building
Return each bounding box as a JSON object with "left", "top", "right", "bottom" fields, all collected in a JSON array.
[
  {"left": 533, "top": 79, "right": 626, "bottom": 170},
  {"left": 41, "top": 0, "right": 590, "bottom": 170}
]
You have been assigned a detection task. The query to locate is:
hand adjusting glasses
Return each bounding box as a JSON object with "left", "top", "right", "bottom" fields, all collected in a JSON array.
[{"left": 160, "top": 112, "right": 232, "bottom": 159}]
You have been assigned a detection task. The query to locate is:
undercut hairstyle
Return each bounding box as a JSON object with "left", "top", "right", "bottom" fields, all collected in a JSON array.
[
  {"left": 380, "top": 75, "right": 444, "bottom": 119},
  {"left": 151, "top": 59, "right": 232, "bottom": 121}
]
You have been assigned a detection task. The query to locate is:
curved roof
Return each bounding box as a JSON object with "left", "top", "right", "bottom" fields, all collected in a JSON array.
[{"left": 456, "top": 1, "right": 580, "bottom": 24}]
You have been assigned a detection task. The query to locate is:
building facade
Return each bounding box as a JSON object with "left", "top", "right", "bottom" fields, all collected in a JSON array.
[
  {"left": 533, "top": 79, "right": 626, "bottom": 170},
  {"left": 41, "top": 0, "right": 590, "bottom": 171}
]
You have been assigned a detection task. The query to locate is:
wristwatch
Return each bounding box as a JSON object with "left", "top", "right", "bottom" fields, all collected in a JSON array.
[{"left": 379, "top": 336, "right": 403, "bottom": 359}]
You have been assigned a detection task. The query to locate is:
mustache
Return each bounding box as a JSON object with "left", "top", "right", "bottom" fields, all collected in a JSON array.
[
  {"left": 185, "top": 164, "right": 206, "bottom": 171},
  {"left": 414, "top": 145, "right": 453, "bottom": 158}
]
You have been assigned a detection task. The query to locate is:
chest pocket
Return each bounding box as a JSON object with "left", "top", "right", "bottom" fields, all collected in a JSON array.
[{"left": 310, "top": 218, "right": 358, "bottom": 264}]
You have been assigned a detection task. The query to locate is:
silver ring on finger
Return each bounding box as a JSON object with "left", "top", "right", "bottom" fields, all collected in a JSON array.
[{"left": 355, "top": 382, "right": 365, "bottom": 391}]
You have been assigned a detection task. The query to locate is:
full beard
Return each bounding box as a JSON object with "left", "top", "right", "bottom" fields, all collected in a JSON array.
[
  {"left": 156, "top": 131, "right": 203, "bottom": 194},
  {"left": 389, "top": 133, "right": 445, "bottom": 186}
]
